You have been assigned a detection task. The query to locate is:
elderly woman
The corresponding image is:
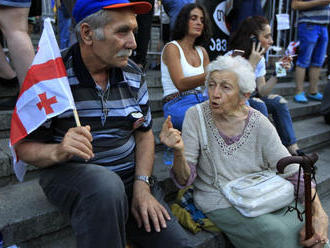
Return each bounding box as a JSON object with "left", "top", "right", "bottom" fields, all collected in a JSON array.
[{"left": 160, "top": 55, "right": 329, "bottom": 248}]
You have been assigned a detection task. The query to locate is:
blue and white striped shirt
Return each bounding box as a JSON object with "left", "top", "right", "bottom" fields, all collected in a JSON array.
[
  {"left": 298, "top": 0, "right": 330, "bottom": 24},
  {"left": 27, "top": 43, "right": 152, "bottom": 178}
]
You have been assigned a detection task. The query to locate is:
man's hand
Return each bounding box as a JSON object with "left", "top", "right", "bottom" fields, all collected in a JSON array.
[
  {"left": 299, "top": 212, "right": 329, "bottom": 247},
  {"left": 159, "top": 116, "right": 184, "bottom": 151},
  {"left": 54, "top": 125, "right": 94, "bottom": 163},
  {"left": 131, "top": 181, "right": 171, "bottom": 232}
]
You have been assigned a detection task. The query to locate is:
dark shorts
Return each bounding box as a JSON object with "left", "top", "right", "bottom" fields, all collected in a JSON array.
[{"left": 297, "top": 22, "right": 328, "bottom": 68}]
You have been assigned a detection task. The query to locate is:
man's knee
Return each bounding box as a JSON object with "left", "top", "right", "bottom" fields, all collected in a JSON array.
[{"left": 84, "top": 166, "right": 127, "bottom": 210}]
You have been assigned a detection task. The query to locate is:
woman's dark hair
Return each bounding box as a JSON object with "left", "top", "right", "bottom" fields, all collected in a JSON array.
[
  {"left": 171, "top": 3, "right": 212, "bottom": 47},
  {"left": 229, "top": 16, "right": 269, "bottom": 59}
]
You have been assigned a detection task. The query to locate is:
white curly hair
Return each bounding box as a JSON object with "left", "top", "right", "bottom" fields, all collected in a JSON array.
[{"left": 206, "top": 55, "right": 256, "bottom": 95}]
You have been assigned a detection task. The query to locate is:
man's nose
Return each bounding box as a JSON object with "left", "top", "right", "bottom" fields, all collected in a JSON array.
[{"left": 126, "top": 31, "right": 137, "bottom": 50}]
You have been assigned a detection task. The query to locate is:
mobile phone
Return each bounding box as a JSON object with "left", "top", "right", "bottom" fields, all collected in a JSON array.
[
  {"left": 232, "top": 49, "right": 245, "bottom": 57},
  {"left": 250, "top": 36, "right": 260, "bottom": 48}
]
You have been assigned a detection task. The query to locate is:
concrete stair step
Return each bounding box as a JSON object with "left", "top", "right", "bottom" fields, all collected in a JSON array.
[
  {"left": 2, "top": 144, "right": 330, "bottom": 247},
  {"left": 293, "top": 116, "right": 330, "bottom": 151},
  {"left": 0, "top": 138, "right": 39, "bottom": 187}
]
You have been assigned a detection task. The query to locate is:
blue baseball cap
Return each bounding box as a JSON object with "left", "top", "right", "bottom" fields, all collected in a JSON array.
[{"left": 73, "top": 0, "right": 152, "bottom": 23}]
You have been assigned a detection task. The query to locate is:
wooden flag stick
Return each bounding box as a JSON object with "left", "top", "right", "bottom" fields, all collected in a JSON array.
[{"left": 73, "top": 108, "right": 81, "bottom": 127}]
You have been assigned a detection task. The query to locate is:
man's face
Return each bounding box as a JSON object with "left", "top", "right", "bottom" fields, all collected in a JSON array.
[{"left": 91, "top": 9, "right": 137, "bottom": 68}]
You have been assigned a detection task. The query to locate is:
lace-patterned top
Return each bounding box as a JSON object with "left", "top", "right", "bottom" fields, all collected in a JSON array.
[{"left": 180, "top": 101, "right": 298, "bottom": 213}]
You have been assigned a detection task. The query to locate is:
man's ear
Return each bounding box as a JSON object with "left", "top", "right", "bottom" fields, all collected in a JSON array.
[{"left": 80, "top": 23, "right": 93, "bottom": 45}]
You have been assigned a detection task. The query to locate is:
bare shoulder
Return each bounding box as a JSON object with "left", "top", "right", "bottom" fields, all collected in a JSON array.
[{"left": 163, "top": 42, "right": 181, "bottom": 63}]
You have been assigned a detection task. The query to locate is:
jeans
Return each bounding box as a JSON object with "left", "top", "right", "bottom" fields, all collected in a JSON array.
[
  {"left": 58, "top": 4, "right": 72, "bottom": 49},
  {"left": 297, "top": 23, "right": 328, "bottom": 68},
  {"left": 163, "top": 92, "right": 205, "bottom": 130},
  {"left": 39, "top": 162, "right": 193, "bottom": 248},
  {"left": 131, "top": 0, "right": 154, "bottom": 66},
  {"left": 249, "top": 95, "right": 297, "bottom": 146}
]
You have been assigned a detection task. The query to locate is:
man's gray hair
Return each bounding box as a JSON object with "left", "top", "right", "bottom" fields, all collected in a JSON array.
[
  {"left": 75, "top": 9, "right": 112, "bottom": 43},
  {"left": 206, "top": 55, "right": 256, "bottom": 95}
]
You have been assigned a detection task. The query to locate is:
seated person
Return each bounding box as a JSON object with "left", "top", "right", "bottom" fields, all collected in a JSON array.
[
  {"left": 228, "top": 15, "right": 301, "bottom": 155},
  {"left": 160, "top": 55, "right": 329, "bottom": 248},
  {"left": 14, "top": 0, "right": 193, "bottom": 247},
  {"left": 161, "top": 3, "right": 211, "bottom": 130}
]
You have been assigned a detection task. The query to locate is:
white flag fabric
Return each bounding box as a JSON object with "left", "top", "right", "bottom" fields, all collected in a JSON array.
[{"left": 9, "top": 18, "right": 76, "bottom": 182}]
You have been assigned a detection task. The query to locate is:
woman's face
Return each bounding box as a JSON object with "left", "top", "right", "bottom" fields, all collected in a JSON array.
[
  {"left": 208, "top": 70, "right": 242, "bottom": 116},
  {"left": 187, "top": 8, "right": 204, "bottom": 37},
  {"left": 257, "top": 24, "right": 273, "bottom": 51}
]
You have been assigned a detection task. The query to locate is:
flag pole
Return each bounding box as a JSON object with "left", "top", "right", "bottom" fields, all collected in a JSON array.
[{"left": 73, "top": 108, "right": 81, "bottom": 127}]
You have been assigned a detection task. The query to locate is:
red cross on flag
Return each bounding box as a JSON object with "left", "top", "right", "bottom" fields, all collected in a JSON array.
[{"left": 9, "top": 18, "right": 76, "bottom": 182}]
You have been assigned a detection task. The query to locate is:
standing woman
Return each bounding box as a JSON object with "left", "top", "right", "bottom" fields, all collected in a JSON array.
[
  {"left": 229, "top": 16, "right": 300, "bottom": 155},
  {"left": 161, "top": 3, "right": 211, "bottom": 130}
]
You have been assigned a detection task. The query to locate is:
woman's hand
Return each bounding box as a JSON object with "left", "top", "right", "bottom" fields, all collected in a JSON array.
[
  {"left": 248, "top": 42, "right": 265, "bottom": 69},
  {"left": 159, "top": 116, "right": 184, "bottom": 151},
  {"left": 299, "top": 212, "right": 329, "bottom": 247},
  {"left": 279, "top": 55, "right": 293, "bottom": 71}
]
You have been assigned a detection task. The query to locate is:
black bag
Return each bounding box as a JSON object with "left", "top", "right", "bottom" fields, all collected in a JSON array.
[{"left": 320, "top": 80, "right": 330, "bottom": 124}]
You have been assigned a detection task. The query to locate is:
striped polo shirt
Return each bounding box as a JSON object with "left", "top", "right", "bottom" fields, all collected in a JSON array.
[
  {"left": 27, "top": 43, "right": 152, "bottom": 179},
  {"left": 298, "top": 0, "right": 330, "bottom": 25}
]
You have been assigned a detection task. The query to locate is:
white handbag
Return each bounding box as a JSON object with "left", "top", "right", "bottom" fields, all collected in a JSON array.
[
  {"left": 222, "top": 171, "right": 294, "bottom": 217},
  {"left": 196, "top": 104, "right": 294, "bottom": 218}
]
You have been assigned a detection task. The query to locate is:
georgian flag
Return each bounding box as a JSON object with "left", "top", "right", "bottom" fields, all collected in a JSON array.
[{"left": 9, "top": 18, "right": 76, "bottom": 182}]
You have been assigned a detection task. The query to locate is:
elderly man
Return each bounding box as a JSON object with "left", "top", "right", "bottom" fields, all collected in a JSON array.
[{"left": 14, "top": 0, "right": 191, "bottom": 247}]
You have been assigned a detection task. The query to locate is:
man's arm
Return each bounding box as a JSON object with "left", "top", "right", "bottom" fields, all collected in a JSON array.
[
  {"left": 291, "top": 0, "right": 330, "bottom": 10},
  {"left": 131, "top": 129, "right": 171, "bottom": 233},
  {"left": 15, "top": 126, "right": 94, "bottom": 168}
]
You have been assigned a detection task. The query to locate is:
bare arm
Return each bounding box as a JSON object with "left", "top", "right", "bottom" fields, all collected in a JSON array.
[
  {"left": 256, "top": 57, "right": 292, "bottom": 97},
  {"left": 162, "top": 43, "right": 207, "bottom": 92},
  {"left": 291, "top": 0, "right": 330, "bottom": 10},
  {"left": 256, "top": 76, "right": 278, "bottom": 97},
  {"left": 131, "top": 129, "right": 171, "bottom": 233},
  {"left": 14, "top": 126, "right": 94, "bottom": 168},
  {"left": 159, "top": 116, "right": 191, "bottom": 185}
]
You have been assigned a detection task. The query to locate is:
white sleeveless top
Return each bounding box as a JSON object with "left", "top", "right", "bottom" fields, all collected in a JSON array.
[{"left": 161, "top": 40, "right": 204, "bottom": 98}]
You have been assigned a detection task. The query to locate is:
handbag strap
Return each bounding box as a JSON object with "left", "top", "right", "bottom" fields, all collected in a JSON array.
[
  {"left": 196, "top": 104, "right": 219, "bottom": 187},
  {"left": 196, "top": 104, "right": 208, "bottom": 151}
]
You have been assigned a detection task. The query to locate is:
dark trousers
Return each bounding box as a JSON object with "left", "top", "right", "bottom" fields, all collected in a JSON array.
[
  {"left": 39, "top": 162, "right": 192, "bottom": 248},
  {"left": 131, "top": 0, "right": 155, "bottom": 67}
]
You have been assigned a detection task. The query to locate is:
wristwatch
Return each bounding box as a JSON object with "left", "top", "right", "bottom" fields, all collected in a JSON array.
[{"left": 134, "top": 175, "right": 155, "bottom": 186}]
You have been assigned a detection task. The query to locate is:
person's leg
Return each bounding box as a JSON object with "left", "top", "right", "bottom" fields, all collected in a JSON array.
[
  {"left": 126, "top": 181, "right": 194, "bottom": 248},
  {"left": 0, "top": 6, "right": 35, "bottom": 85},
  {"left": 295, "top": 23, "right": 319, "bottom": 103},
  {"left": 39, "top": 163, "right": 129, "bottom": 248},
  {"left": 308, "top": 66, "right": 321, "bottom": 94},
  {"left": 163, "top": 93, "right": 205, "bottom": 130},
  {"left": 0, "top": 43, "right": 16, "bottom": 79},
  {"left": 261, "top": 95, "right": 299, "bottom": 154},
  {"left": 248, "top": 97, "right": 269, "bottom": 117},
  {"left": 307, "top": 25, "right": 328, "bottom": 100},
  {"left": 58, "top": 4, "right": 72, "bottom": 49},
  {"left": 131, "top": 0, "right": 154, "bottom": 68},
  {"left": 295, "top": 66, "right": 307, "bottom": 96}
]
